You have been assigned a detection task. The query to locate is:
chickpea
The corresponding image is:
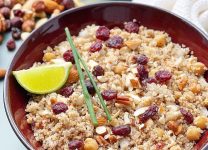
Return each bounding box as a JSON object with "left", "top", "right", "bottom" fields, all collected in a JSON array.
[
  {"left": 189, "top": 83, "right": 201, "bottom": 94},
  {"left": 42, "top": 52, "right": 56, "bottom": 62},
  {"left": 84, "top": 138, "right": 98, "bottom": 150},
  {"left": 191, "top": 62, "right": 206, "bottom": 76},
  {"left": 194, "top": 116, "right": 208, "bottom": 129},
  {"left": 186, "top": 126, "right": 202, "bottom": 141}
]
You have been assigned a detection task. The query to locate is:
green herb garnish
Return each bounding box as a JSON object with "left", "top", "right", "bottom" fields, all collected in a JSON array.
[{"left": 65, "top": 28, "right": 112, "bottom": 125}]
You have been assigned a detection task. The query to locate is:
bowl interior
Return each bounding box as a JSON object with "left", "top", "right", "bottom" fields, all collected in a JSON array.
[{"left": 4, "top": 2, "right": 208, "bottom": 149}]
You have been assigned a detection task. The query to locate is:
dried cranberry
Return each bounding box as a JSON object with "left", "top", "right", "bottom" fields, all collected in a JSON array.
[
  {"left": 136, "top": 54, "right": 148, "bottom": 65},
  {"left": 203, "top": 70, "right": 208, "bottom": 82},
  {"left": 180, "top": 108, "right": 193, "bottom": 124},
  {"left": 112, "top": 125, "right": 131, "bottom": 136},
  {"left": 155, "top": 70, "right": 172, "bottom": 83},
  {"left": 11, "top": 27, "right": 21, "bottom": 40},
  {"left": 139, "top": 104, "right": 158, "bottom": 123},
  {"left": 137, "top": 64, "right": 148, "bottom": 81},
  {"left": 142, "top": 77, "right": 157, "bottom": 86},
  {"left": 124, "top": 21, "right": 139, "bottom": 33},
  {"left": 62, "top": 0, "right": 75, "bottom": 10},
  {"left": 10, "top": 17, "right": 23, "bottom": 29},
  {"left": 85, "top": 80, "right": 95, "bottom": 95},
  {"left": 89, "top": 41, "right": 102, "bottom": 52},
  {"left": 106, "top": 35, "right": 123, "bottom": 49},
  {"left": 13, "top": 9, "right": 25, "bottom": 17},
  {"left": 60, "top": 86, "right": 74, "bottom": 97},
  {"left": 92, "top": 65, "right": 104, "bottom": 77},
  {"left": 63, "top": 50, "right": 74, "bottom": 63},
  {"left": 96, "top": 26, "right": 110, "bottom": 41},
  {"left": 6, "top": 39, "right": 16, "bottom": 51},
  {"left": 52, "top": 102, "right": 68, "bottom": 114},
  {"left": 68, "top": 140, "right": 83, "bottom": 150},
  {"left": 101, "top": 90, "right": 117, "bottom": 101},
  {"left": 0, "top": 7, "right": 11, "bottom": 19}
]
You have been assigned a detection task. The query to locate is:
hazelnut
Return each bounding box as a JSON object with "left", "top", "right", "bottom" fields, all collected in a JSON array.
[
  {"left": 23, "top": 11, "right": 33, "bottom": 21},
  {"left": 32, "top": 0, "right": 46, "bottom": 12},
  {"left": 186, "top": 126, "right": 202, "bottom": 141},
  {"left": 67, "top": 66, "right": 79, "bottom": 84},
  {"left": 194, "top": 116, "right": 208, "bottom": 129},
  {"left": 10, "top": 17, "right": 23, "bottom": 29},
  {"left": 0, "top": 7, "right": 11, "bottom": 19},
  {"left": 0, "top": 14, "right": 6, "bottom": 33},
  {"left": 13, "top": 9, "right": 25, "bottom": 17},
  {"left": 0, "top": 34, "right": 3, "bottom": 43},
  {"left": 22, "top": 20, "right": 35, "bottom": 32},
  {"left": 84, "top": 138, "right": 98, "bottom": 150},
  {"left": 61, "top": 0, "right": 75, "bottom": 10},
  {"left": 11, "top": 27, "right": 21, "bottom": 40},
  {"left": 5, "top": 19, "right": 11, "bottom": 31}
]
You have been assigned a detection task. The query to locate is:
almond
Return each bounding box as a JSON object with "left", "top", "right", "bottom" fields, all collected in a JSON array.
[
  {"left": 67, "top": 66, "right": 79, "bottom": 84},
  {"left": 0, "top": 68, "right": 6, "bottom": 79},
  {"left": 97, "top": 116, "right": 107, "bottom": 126},
  {"left": 43, "top": 0, "right": 64, "bottom": 13},
  {"left": 95, "top": 126, "right": 107, "bottom": 136}
]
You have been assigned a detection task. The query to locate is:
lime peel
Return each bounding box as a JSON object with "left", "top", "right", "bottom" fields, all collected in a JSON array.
[{"left": 13, "top": 62, "right": 72, "bottom": 94}]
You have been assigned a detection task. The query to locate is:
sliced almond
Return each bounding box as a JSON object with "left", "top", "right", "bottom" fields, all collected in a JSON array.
[
  {"left": 95, "top": 126, "right": 108, "bottom": 136},
  {"left": 134, "top": 107, "right": 148, "bottom": 116}
]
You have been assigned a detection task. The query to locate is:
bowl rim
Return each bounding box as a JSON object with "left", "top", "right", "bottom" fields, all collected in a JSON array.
[{"left": 3, "top": 1, "right": 208, "bottom": 150}]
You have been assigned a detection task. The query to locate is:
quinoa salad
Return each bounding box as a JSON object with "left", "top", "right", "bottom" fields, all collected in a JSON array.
[{"left": 25, "top": 21, "right": 208, "bottom": 150}]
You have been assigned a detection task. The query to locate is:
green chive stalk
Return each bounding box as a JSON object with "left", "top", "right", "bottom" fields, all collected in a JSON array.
[{"left": 65, "top": 28, "right": 98, "bottom": 126}]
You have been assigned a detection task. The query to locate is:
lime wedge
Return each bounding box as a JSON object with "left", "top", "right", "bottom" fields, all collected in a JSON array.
[{"left": 13, "top": 62, "right": 72, "bottom": 94}]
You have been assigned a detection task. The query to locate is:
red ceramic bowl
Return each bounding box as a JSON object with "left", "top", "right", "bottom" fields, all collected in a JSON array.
[{"left": 4, "top": 2, "right": 208, "bottom": 150}]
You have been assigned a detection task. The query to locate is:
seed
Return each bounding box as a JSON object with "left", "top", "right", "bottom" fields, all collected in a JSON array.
[
  {"left": 11, "top": 27, "right": 21, "bottom": 40},
  {"left": 101, "top": 90, "right": 117, "bottom": 101},
  {"left": 124, "top": 21, "right": 139, "bottom": 33},
  {"left": 6, "top": 39, "right": 16, "bottom": 51},
  {"left": 68, "top": 140, "right": 83, "bottom": 150},
  {"left": 60, "top": 86, "right": 74, "bottom": 97},
  {"left": 112, "top": 125, "right": 131, "bottom": 136},
  {"left": 106, "top": 35, "right": 123, "bottom": 49},
  {"left": 139, "top": 104, "right": 158, "bottom": 123},
  {"left": 136, "top": 54, "right": 149, "bottom": 65},
  {"left": 63, "top": 50, "right": 74, "bottom": 63},
  {"left": 137, "top": 64, "right": 148, "bottom": 81},
  {"left": 85, "top": 80, "right": 95, "bottom": 95},
  {"left": 89, "top": 41, "right": 102, "bottom": 53},
  {"left": 0, "top": 7, "right": 11, "bottom": 19},
  {"left": 96, "top": 26, "right": 110, "bottom": 41},
  {"left": 92, "top": 65, "right": 104, "bottom": 77},
  {"left": 13, "top": 9, "right": 25, "bottom": 17},
  {"left": 52, "top": 102, "right": 68, "bottom": 114},
  {"left": 180, "top": 108, "right": 193, "bottom": 124},
  {"left": 155, "top": 70, "right": 172, "bottom": 83},
  {"left": 10, "top": 17, "right": 23, "bottom": 29}
]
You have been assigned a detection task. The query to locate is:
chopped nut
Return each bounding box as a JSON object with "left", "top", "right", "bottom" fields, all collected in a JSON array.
[
  {"left": 178, "top": 76, "right": 188, "bottom": 90},
  {"left": 95, "top": 126, "right": 108, "bottom": 136},
  {"left": 23, "top": 11, "right": 33, "bottom": 21},
  {"left": 50, "top": 98, "right": 57, "bottom": 104},
  {"left": 34, "top": 11, "right": 47, "bottom": 18},
  {"left": 0, "top": 34, "right": 3, "bottom": 43},
  {"left": 125, "top": 40, "right": 141, "bottom": 50},
  {"left": 116, "top": 95, "right": 131, "bottom": 106},
  {"left": 189, "top": 83, "right": 201, "bottom": 94},
  {"left": 95, "top": 136, "right": 109, "bottom": 146},
  {"left": 191, "top": 62, "right": 206, "bottom": 76},
  {"left": 109, "top": 119, "right": 119, "bottom": 127},
  {"left": 194, "top": 116, "right": 208, "bottom": 129},
  {"left": 43, "top": 52, "right": 56, "bottom": 62},
  {"left": 22, "top": 20, "right": 35, "bottom": 32},
  {"left": 108, "top": 135, "right": 117, "bottom": 144},
  {"left": 130, "top": 79, "right": 139, "bottom": 88},
  {"left": 84, "top": 138, "right": 98, "bottom": 150},
  {"left": 155, "top": 34, "right": 166, "bottom": 47},
  {"left": 203, "top": 98, "right": 208, "bottom": 108},
  {"left": 0, "top": 68, "right": 6, "bottom": 79},
  {"left": 67, "top": 66, "right": 79, "bottom": 84},
  {"left": 97, "top": 116, "right": 107, "bottom": 126},
  {"left": 113, "top": 64, "right": 127, "bottom": 75},
  {"left": 186, "top": 126, "right": 202, "bottom": 141},
  {"left": 167, "top": 121, "right": 181, "bottom": 135}
]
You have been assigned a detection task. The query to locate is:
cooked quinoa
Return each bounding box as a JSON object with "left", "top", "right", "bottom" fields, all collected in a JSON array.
[{"left": 26, "top": 22, "right": 208, "bottom": 150}]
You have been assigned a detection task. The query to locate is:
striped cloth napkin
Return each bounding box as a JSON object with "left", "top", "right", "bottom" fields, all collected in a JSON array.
[{"left": 132, "top": 0, "right": 208, "bottom": 34}]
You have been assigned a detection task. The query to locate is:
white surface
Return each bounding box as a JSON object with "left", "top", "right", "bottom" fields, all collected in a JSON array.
[
  {"left": 0, "top": 35, "right": 26, "bottom": 150},
  {"left": 133, "top": 0, "right": 208, "bottom": 34}
]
